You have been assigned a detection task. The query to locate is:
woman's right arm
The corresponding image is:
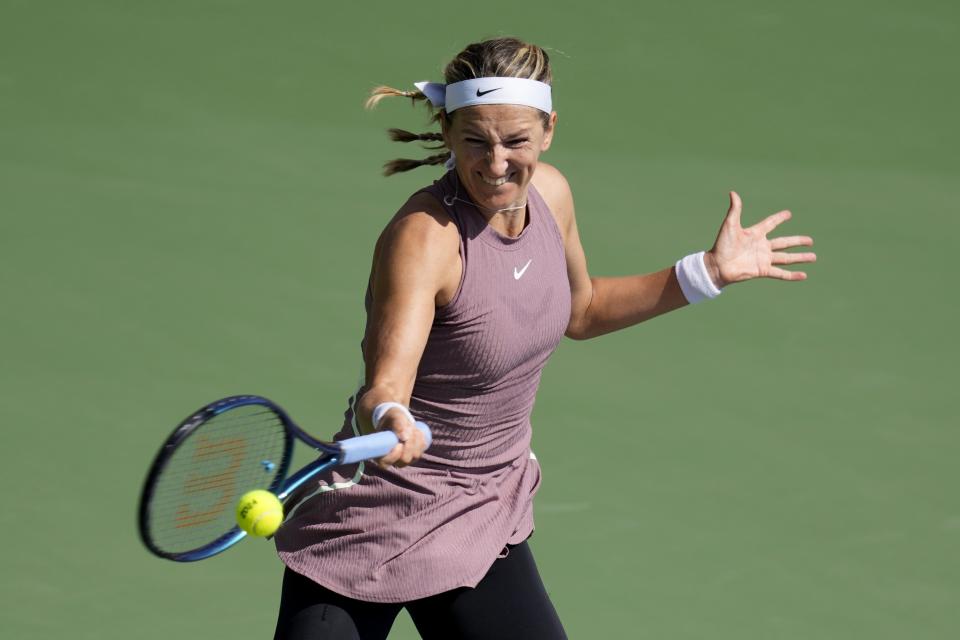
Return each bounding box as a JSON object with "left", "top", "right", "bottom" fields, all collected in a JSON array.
[{"left": 355, "top": 193, "right": 461, "bottom": 468}]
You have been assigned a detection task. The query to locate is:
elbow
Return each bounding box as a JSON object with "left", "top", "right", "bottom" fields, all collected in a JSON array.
[
  {"left": 564, "top": 319, "right": 596, "bottom": 341},
  {"left": 564, "top": 291, "right": 598, "bottom": 340}
]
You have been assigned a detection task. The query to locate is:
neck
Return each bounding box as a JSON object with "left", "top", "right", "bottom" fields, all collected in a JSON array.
[
  {"left": 474, "top": 198, "right": 527, "bottom": 215},
  {"left": 492, "top": 206, "right": 530, "bottom": 238},
  {"left": 443, "top": 172, "right": 530, "bottom": 238}
]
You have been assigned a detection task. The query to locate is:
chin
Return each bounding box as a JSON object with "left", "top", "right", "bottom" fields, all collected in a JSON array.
[
  {"left": 480, "top": 194, "right": 522, "bottom": 211},
  {"left": 472, "top": 181, "right": 522, "bottom": 205}
]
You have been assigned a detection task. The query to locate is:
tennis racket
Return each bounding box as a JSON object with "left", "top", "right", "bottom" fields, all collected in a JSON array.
[{"left": 138, "top": 394, "right": 430, "bottom": 562}]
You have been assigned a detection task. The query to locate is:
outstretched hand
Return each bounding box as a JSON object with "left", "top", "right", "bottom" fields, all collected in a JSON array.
[{"left": 704, "top": 191, "right": 816, "bottom": 288}]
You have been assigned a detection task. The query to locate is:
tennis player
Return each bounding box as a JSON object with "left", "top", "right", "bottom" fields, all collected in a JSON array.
[{"left": 273, "top": 37, "right": 816, "bottom": 640}]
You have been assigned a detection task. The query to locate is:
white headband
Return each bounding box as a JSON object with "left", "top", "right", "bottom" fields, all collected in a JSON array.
[{"left": 414, "top": 77, "right": 552, "bottom": 114}]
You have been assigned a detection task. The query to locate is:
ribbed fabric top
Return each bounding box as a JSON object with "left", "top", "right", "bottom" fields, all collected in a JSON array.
[{"left": 275, "top": 170, "right": 571, "bottom": 602}]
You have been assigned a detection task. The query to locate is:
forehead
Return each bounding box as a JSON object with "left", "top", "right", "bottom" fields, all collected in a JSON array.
[{"left": 448, "top": 104, "right": 544, "bottom": 134}]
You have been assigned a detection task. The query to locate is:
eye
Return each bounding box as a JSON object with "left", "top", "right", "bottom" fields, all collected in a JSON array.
[
  {"left": 464, "top": 137, "right": 486, "bottom": 146},
  {"left": 506, "top": 138, "right": 529, "bottom": 148}
]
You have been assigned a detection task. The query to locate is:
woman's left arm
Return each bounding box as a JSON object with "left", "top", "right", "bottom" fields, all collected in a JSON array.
[{"left": 532, "top": 164, "right": 816, "bottom": 341}]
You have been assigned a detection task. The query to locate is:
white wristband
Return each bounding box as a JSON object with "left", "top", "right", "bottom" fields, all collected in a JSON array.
[
  {"left": 372, "top": 402, "right": 416, "bottom": 430},
  {"left": 675, "top": 251, "right": 722, "bottom": 304}
]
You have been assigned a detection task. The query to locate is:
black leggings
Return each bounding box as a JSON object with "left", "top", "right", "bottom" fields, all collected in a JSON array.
[{"left": 274, "top": 541, "right": 567, "bottom": 640}]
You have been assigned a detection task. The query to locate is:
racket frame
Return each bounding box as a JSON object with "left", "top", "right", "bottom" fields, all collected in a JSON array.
[{"left": 138, "top": 395, "right": 344, "bottom": 562}]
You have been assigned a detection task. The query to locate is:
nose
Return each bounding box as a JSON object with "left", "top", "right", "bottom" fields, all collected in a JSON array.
[{"left": 484, "top": 145, "right": 509, "bottom": 176}]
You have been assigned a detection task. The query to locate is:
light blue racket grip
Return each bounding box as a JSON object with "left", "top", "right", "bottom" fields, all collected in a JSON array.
[{"left": 338, "top": 421, "right": 432, "bottom": 464}]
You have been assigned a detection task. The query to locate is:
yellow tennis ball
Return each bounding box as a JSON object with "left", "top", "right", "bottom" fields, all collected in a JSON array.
[{"left": 236, "top": 490, "right": 284, "bottom": 537}]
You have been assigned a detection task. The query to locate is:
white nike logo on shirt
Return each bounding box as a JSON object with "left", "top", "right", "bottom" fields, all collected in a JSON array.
[{"left": 514, "top": 259, "right": 532, "bottom": 280}]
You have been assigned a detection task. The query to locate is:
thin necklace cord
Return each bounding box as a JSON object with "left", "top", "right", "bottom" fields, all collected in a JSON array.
[{"left": 443, "top": 171, "right": 527, "bottom": 214}]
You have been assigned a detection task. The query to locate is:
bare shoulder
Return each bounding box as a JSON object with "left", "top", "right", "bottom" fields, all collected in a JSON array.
[
  {"left": 380, "top": 191, "right": 459, "bottom": 251},
  {"left": 531, "top": 162, "right": 575, "bottom": 238},
  {"left": 372, "top": 190, "right": 461, "bottom": 305}
]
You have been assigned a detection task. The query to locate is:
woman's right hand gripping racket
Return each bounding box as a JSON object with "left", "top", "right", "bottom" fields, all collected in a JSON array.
[{"left": 138, "top": 395, "right": 431, "bottom": 562}]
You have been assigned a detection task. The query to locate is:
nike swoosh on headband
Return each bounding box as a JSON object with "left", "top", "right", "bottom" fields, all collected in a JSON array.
[{"left": 414, "top": 78, "right": 552, "bottom": 114}]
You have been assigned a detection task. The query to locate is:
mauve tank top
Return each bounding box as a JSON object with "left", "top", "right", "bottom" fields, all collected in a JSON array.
[{"left": 274, "top": 170, "right": 571, "bottom": 602}]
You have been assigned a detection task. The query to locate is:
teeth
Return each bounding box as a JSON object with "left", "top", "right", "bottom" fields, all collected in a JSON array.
[{"left": 480, "top": 175, "right": 509, "bottom": 186}]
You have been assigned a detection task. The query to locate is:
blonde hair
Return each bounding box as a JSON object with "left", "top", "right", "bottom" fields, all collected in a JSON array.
[{"left": 366, "top": 37, "right": 553, "bottom": 176}]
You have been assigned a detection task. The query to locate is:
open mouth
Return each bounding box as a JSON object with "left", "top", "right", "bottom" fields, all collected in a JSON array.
[{"left": 478, "top": 173, "right": 512, "bottom": 187}]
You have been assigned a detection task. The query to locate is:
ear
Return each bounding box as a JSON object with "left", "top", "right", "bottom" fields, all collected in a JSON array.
[
  {"left": 439, "top": 111, "right": 452, "bottom": 148},
  {"left": 540, "top": 111, "right": 558, "bottom": 152}
]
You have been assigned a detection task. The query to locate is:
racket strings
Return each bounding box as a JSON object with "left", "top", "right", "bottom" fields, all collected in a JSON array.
[{"left": 147, "top": 405, "right": 289, "bottom": 554}]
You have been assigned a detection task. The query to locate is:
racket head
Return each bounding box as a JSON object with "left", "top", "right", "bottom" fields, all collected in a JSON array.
[{"left": 138, "top": 395, "right": 295, "bottom": 562}]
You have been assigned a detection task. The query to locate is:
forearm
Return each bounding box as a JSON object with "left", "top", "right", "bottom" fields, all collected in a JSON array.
[{"left": 567, "top": 266, "right": 689, "bottom": 340}]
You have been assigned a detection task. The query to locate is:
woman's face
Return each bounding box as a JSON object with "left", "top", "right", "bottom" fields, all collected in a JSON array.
[{"left": 442, "top": 104, "right": 557, "bottom": 213}]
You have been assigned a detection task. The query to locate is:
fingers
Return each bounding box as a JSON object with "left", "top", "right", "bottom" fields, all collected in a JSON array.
[
  {"left": 771, "top": 250, "right": 817, "bottom": 265},
  {"left": 770, "top": 235, "right": 813, "bottom": 250},
  {"left": 766, "top": 244, "right": 816, "bottom": 279},
  {"left": 378, "top": 438, "right": 423, "bottom": 469},
  {"left": 767, "top": 266, "right": 808, "bottom": 281},
  {"left": 758, "top": 209, "right": 792, "bottom": 235},
  {"left": 377, "top": 436, "right": 425, "bottom": 468},
  {"left": 725, "top": 191, "right": 742, "bottom": 227},
  {"left": 376, "top": 409, "right": 427, "bottom": 469},
  {"left": 377, "top": 443, "right": 404, "bottom": 469}
]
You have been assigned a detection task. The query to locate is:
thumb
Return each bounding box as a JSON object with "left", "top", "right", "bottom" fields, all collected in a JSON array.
[{"left": 726, "top": 191, "right": 743, "bottom": 228}]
